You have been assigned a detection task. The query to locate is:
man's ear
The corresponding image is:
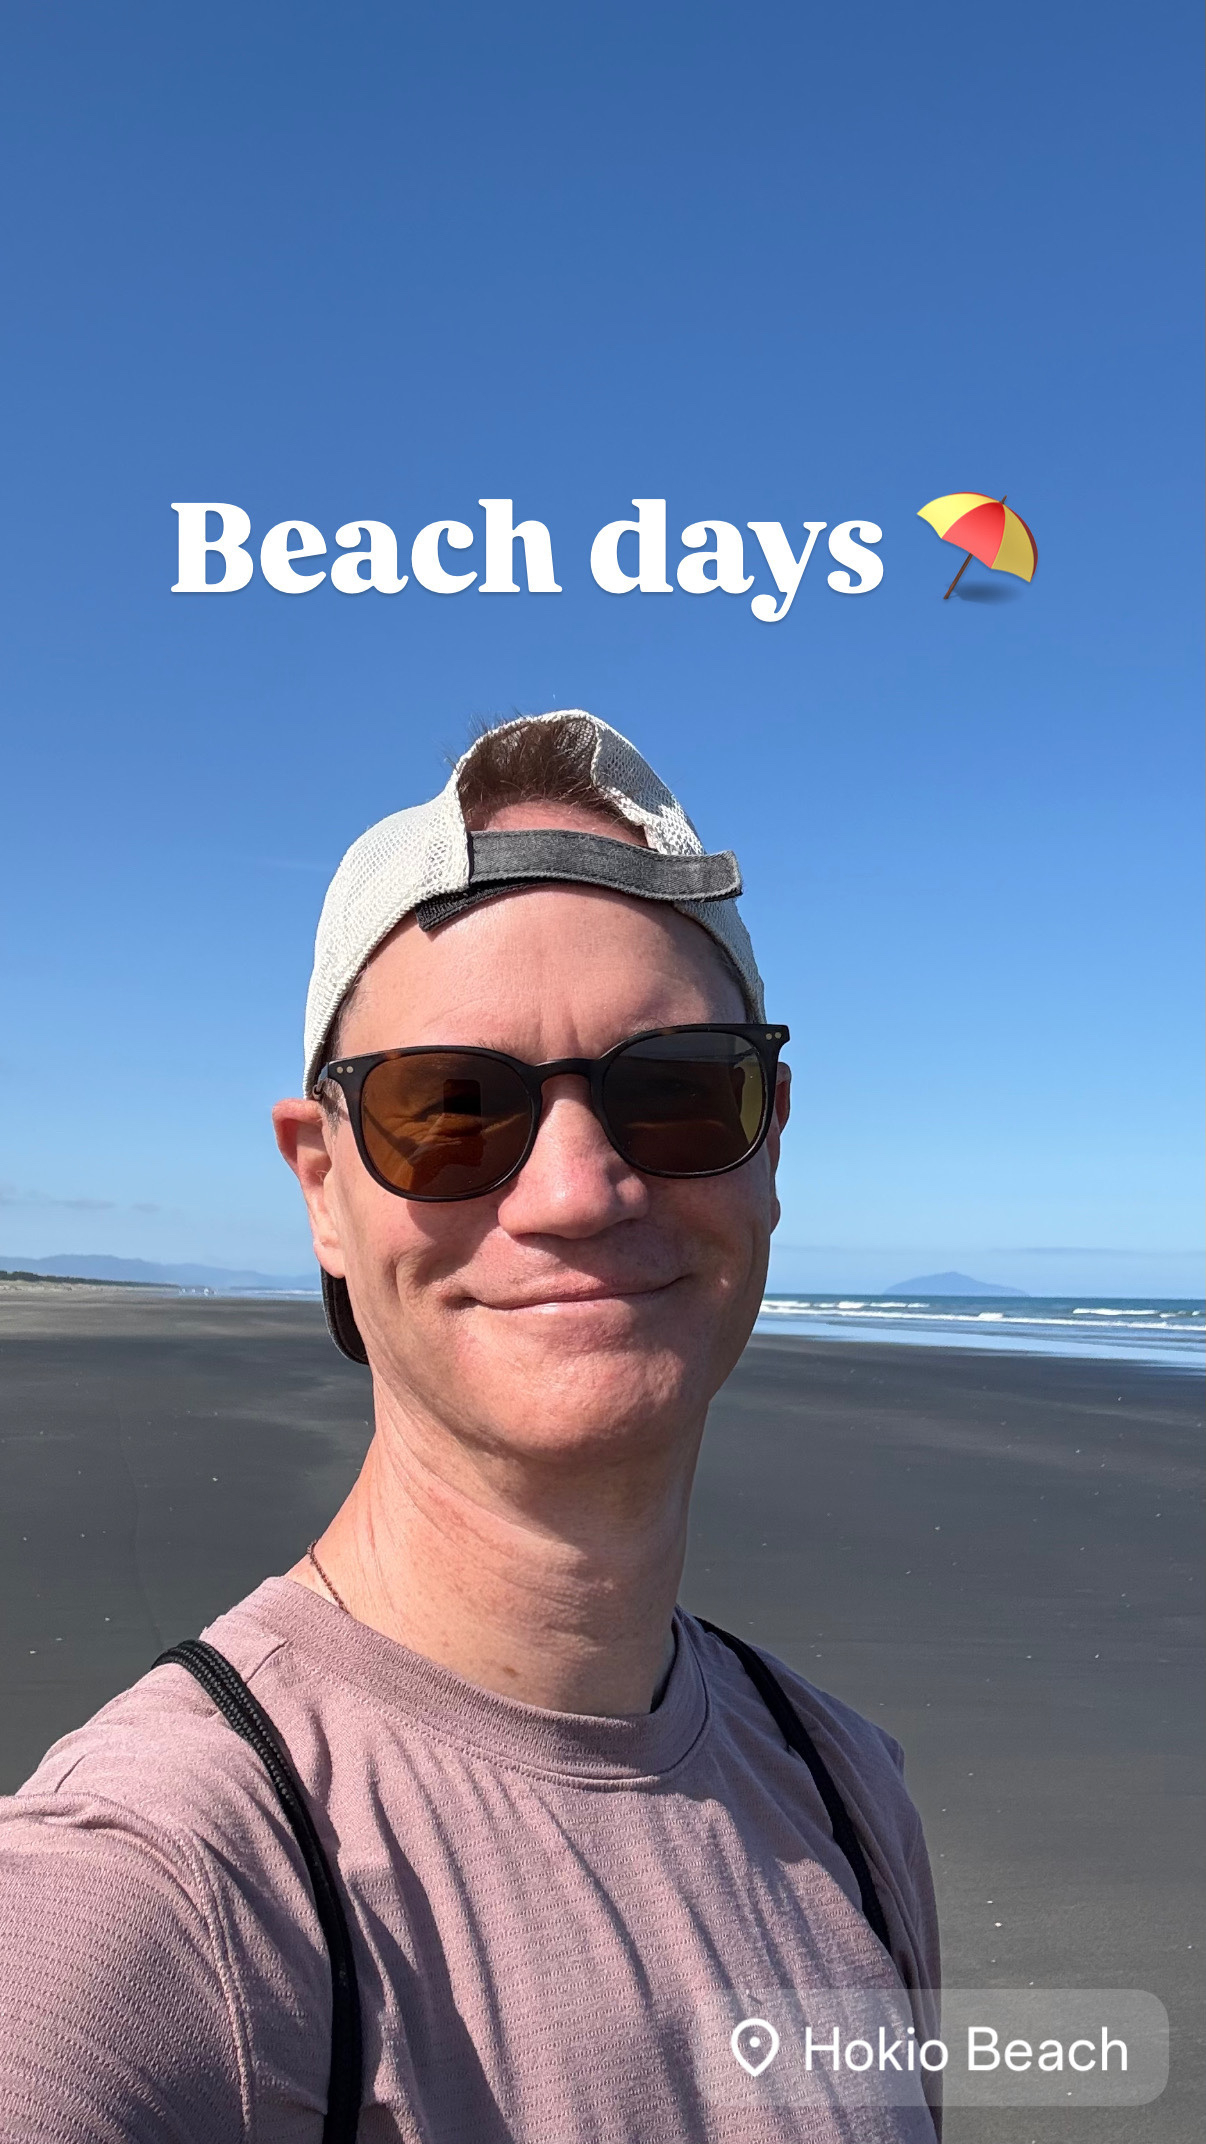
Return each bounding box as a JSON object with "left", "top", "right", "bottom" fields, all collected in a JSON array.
[{"left": 272, "top": 1098, "right": 347, "bottom": 1276}]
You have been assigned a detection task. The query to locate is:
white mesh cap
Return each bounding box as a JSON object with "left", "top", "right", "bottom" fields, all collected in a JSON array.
[{"left": 302, "top": 710, "right": 765, "bottom": 1093}]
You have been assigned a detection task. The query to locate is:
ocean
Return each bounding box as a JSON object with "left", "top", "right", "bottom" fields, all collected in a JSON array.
[{"left": 755, "top": 1294, "right": 1205, "bottom": 1369}]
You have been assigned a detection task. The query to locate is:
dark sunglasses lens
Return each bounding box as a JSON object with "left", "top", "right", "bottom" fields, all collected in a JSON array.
[
  {"left": 359, "top": 1053, "right": 533, "bottom": 1198},
  {"left": 601, "top": 1032, "right": 768, "bottom": 1174}
]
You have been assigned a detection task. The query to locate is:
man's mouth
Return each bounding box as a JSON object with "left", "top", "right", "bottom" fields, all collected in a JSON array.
[{"left": 473, "top": 1278, "right": 681, "bottom": 1311}]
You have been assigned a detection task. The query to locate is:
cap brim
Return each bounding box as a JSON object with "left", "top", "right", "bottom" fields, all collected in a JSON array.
[{"left": 321, "top": 1270, "right": 369, "bottom": 1365}]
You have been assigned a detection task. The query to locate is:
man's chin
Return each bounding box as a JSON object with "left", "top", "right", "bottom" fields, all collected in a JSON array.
[{"left": 443, "top": 1296, "right": 713, "bottom": 1450}]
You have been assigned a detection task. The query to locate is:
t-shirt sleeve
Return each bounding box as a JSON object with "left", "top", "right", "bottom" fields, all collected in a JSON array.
[
  {"left": 904, "top": 1798, "right": 942, "bottom": 1997},
  {"left": 0, "top": 1789, "right": 249, "bottom": 2143}
]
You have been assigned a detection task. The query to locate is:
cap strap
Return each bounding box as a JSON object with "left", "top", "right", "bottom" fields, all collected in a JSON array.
[{"left": 415, "top": 828, "right": 742, "bottom": 932}]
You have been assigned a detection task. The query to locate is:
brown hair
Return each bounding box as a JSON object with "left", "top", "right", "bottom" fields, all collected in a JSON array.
[{"left": 457, "top": 714, "right": 636, "bottom": 833}]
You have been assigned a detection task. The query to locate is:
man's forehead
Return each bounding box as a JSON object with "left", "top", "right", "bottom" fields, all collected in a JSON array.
[
  {"left": 339, "top": 877, "right": 746, "bottom": 1049},
  {"left": 466, "top": 797, "right": 648, "bottom": 844}
]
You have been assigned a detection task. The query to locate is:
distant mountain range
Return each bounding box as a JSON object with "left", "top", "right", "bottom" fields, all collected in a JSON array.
[
  {"left": 3, "top": 1254, "right": 1028, "bottom": 1302},
  {"left": 0, "top": 1253, "right": 321, "bottom": 1292},
  {"left": 883, "top": 1270, "right": 1027, "bottom": 1297}
]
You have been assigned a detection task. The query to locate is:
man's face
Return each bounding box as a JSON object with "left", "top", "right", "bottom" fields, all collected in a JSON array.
[{"left": 277, "top": 811, "right": 789, "bottom": 1470}]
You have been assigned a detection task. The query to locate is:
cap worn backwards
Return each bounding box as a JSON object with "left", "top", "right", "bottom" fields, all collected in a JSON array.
[{"left": 302, "top": 711, "right": 765, "bottom": 1097}]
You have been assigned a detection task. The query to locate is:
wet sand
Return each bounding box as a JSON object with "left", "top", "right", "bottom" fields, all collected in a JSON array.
[{"left": 1, "top": 1289, "right": 1202, "bottom": 2141}]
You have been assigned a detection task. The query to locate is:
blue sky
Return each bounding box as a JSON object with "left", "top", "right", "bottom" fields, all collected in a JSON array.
[{"left": 1, "top": 0, "right": 1201, "bottom": 1295}]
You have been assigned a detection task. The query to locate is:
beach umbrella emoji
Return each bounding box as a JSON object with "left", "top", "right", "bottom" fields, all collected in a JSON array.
[{"left": 918, "top": 492, "right": 1038, "bottom": 599}]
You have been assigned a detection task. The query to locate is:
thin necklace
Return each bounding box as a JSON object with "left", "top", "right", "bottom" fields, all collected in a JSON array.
[{"left": 306, "top": 1539, "right": 350, "bottom": 1614}]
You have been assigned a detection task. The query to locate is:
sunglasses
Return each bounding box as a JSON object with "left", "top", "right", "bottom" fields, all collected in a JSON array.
[{"left": 318, "top": 1023, "right": 789, "bottom": 1203}]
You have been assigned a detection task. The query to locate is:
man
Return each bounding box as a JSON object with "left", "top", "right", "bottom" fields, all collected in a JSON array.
[{"left": 0, "top": 712, "right": 940, "bottom": 2141}]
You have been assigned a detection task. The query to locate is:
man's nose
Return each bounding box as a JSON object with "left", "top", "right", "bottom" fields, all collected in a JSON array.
[{"left": 494, "top": 1074, "right": 649, "bottom": 1237}]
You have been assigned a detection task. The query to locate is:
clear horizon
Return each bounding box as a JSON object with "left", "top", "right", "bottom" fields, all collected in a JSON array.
[{"left": 4, "top": 1248, "right": 1203, "bottom": 1301}]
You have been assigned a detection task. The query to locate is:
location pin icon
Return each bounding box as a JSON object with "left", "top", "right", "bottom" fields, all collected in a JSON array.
[{"left": 730, "top": 2017, "right": 780, "bottom": 2077}]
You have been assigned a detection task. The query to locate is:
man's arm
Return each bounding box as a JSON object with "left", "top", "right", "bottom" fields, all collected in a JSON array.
[{"left": 0, "top": 1791, "right": 249, "bottom": 2142}]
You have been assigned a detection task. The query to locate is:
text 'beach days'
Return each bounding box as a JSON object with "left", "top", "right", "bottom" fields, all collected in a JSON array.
[{"left": 171, "top": 499, "right": 884, "bottom": 622}]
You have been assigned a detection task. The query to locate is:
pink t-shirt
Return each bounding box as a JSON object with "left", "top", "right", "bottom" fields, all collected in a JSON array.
[{"left": 0, "top": 1580, "right": 940, "bottom": 2141}]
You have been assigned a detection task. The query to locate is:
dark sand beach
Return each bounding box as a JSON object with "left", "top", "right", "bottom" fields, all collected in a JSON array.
[{"left": 1, "top": 1287, "right": 1202, "bottom": 2141}]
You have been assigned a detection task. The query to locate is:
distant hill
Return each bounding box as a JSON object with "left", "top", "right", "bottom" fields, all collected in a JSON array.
[
  {"left": 0, "top": 1253, "right": 320, "bottom": 1292},
  {"left": 882, "top": 1270, "right": 1028, "bottom": 1297}
]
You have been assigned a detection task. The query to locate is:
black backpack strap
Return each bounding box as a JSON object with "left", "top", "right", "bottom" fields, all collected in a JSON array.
[
  {"left": 154, "top": 1638, "right": 362, "bottom": 2143},
  {"left": 695, "top": 1618, "right": 894, "bottom": 1958}
]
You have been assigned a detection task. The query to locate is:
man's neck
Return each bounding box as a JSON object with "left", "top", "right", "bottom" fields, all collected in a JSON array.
[{"left": 289, "top": 1384, "right": 700, "bottom": 1716}]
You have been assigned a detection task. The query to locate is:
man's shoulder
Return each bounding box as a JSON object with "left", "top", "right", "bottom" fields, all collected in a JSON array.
[
  {"left": 683, "top": 1613, "right": 911, "bottom": 1806},
  {"left": 683, "top": 1614, "right": 939, "bottom": 1993},
  {"left": 0, "top": 1583, "right": 333, "bottom": 2138},
  {"left": 12, "top": 1581, "right": 302, "bottom": 1862}
]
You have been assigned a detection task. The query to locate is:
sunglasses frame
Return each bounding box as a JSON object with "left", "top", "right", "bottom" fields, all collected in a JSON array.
[{"left": 318, "top": 1022, "right": 790, "bottom": 1203}]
